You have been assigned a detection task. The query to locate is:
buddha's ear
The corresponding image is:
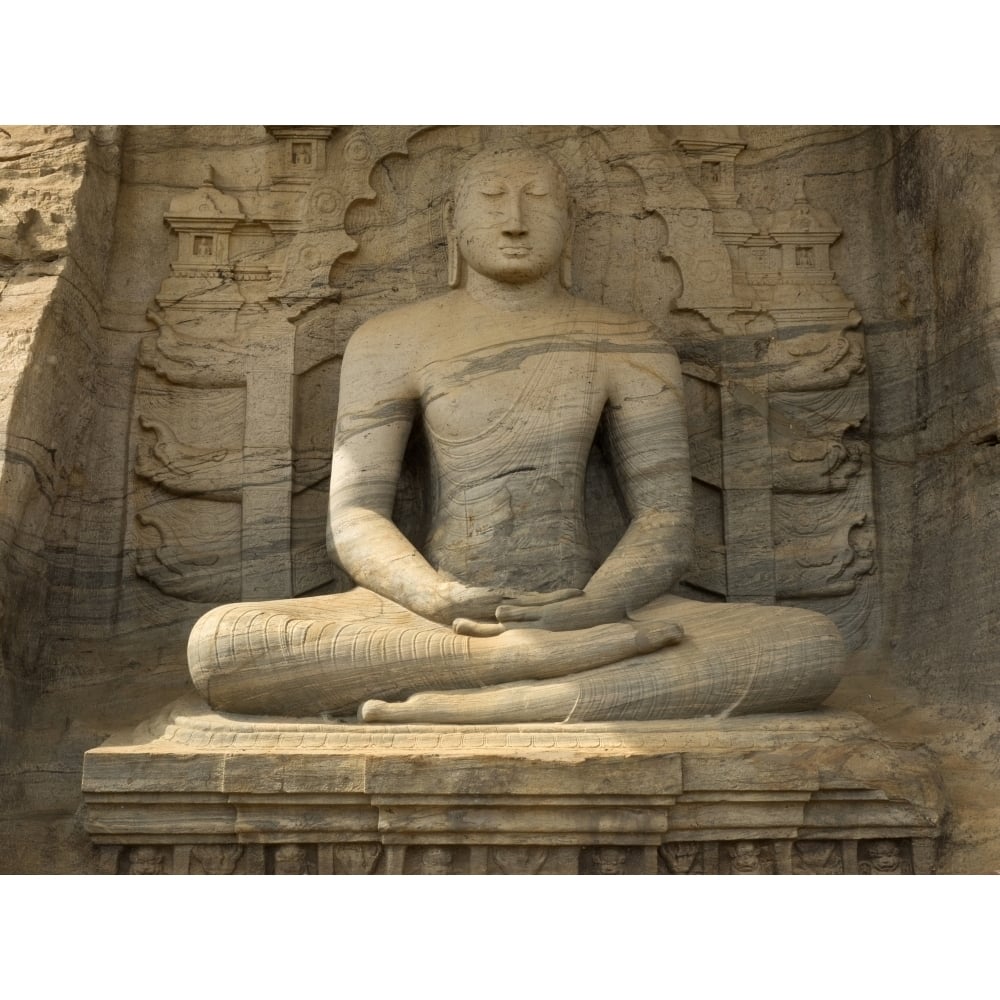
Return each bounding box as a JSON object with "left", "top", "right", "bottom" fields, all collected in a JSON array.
[
  {"left": 560, "top": 197, "right": 575, "bottom": 290},
  {"left": 444, "top": 199, "right": 461, "bottom": 289}
]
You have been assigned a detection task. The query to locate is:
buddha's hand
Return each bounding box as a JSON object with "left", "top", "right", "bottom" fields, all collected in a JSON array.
[
  {"left": 453, "top": 592, "right": 623, "bottom": 636},
  {"left": 426, "top": 581, "right": 583, "bottom": 628}
]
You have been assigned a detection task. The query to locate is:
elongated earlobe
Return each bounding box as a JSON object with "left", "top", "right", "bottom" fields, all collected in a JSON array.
[
  {"left": 447, "top": 233, "right": 461, "bottom": 288},
  {"left": 560, "top": 249, "right": 573, "bottom": 289},
  {"left": 560, "top": 206, "right": 574, "bottom": 289},
  {"left": 445, "top": 200, "right": 461, "bottom": 289}
]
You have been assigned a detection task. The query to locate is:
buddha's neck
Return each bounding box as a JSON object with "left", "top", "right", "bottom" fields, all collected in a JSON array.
[{"left": 462, "top": 269, "right": 564, "bottom": 311}]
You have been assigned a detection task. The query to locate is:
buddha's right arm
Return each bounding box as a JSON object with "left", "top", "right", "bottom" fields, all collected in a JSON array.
[
  {"left": 327, "top": 500, "right": 441, "bottom": 618},
  {"left": 329, "top": 491, "right": 527, "bottom": 625},
  {"left": 324, "top": 324, "right": 441, "bottom": 616},
  {"left": 326, "top": 326, "right": 514, "bottom": 625}
]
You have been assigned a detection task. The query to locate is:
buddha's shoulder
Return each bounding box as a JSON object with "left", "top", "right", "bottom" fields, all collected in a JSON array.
[
  {"left": 565, "top": 296, "right": 661, "bottom": 337},
  {"left": 353, "top": 294, "right": 459, "bottom": 339},
  {"left": 349, "top": 293, "right": 667, "bottom": 350}
]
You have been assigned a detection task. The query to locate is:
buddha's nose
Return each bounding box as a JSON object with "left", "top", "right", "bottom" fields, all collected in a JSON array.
[{"left": 502, "top": 196, "right": 527, "bottom": 236}]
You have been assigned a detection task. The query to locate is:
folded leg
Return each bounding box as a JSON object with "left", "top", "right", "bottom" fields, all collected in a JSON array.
[
  {"left": 188, "top": 587, "right": 683, "bottom": 717},
  {"left": 360, "top": 596, "right": 844, "bottom": 723}
]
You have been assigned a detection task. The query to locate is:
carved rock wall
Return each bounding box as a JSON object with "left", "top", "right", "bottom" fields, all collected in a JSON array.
[
  {"left": 1, "top": 125, "right": 998, "bottom": 872},
  {"left": 0, "top": 126, "right": 121, "bottom": 820},
  {"left": 865, "top": 127, "right": 1000, "bottom": 702}
]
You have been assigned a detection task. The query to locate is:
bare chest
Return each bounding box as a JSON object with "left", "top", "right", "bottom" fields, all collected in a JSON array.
[{"left": 418, "top": 337, "right": 606, "bottom": 444}]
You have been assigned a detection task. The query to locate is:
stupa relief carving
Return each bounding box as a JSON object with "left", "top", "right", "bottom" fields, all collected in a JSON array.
[{"left": 130, "top": 166, "right": 327, "bottom": 609}]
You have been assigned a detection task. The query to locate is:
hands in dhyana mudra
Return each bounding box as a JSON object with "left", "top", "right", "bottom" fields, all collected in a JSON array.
[{"left": 433, "top": 579, "right": 683, "bottom": 642}]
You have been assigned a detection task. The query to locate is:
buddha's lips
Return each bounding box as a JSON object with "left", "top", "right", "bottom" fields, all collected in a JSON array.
[{"left": 500, "top": 246, "right": 531, "bottom": 256}]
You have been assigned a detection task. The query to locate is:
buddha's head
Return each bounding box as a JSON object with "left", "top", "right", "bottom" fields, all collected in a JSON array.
[{"left": 446, "top": 145, "right": 573, "bottom": 289}]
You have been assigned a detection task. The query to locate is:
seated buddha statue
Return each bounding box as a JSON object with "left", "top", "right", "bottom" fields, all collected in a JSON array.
[{"left": 187, "top": 145, "right": 844, "bottom": 723}]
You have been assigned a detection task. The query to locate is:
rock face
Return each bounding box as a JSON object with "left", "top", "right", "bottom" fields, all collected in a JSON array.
[{"left": 1, "top": 126, "right": 998, "bottom": 872}]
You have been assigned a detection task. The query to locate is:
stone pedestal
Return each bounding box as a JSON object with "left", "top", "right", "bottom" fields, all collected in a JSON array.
[{"left": 83, "top": 698, "right": 945, "bottom": 875}]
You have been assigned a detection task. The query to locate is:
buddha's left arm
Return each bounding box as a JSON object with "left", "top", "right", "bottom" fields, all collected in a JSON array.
[
  {"left": 495, "top": 334, "right": 692, "bottom": 632},
  {"left": 586, "top": 337, "right": 693, "bottom": 612}
]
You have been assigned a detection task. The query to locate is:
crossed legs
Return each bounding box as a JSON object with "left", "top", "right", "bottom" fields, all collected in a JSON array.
[{"left": 358, "top": 595, "right": 844, "bottom": 723}]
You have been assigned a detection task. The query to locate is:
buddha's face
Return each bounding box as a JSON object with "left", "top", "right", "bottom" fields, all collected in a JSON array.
[{"left": 450, "top": 151, "right": 570, "bottom": 285}]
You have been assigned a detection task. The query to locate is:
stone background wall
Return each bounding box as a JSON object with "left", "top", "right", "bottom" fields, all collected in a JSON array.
[{"left": 1, "top": 125, "right": 997, "bottom": 873}]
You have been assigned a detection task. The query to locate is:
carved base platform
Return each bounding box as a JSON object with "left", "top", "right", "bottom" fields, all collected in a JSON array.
[{"left": 82, "top": 698, "right": 945, "bottom": 874}]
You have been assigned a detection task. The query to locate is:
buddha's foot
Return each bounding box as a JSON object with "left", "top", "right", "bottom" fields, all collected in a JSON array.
[
  {"left": 633, "top": 619, "right": 684, "bottom": 651},
  {"left": 359, "top": 617, "right": 683, "bottom": 723},
  {"left": 359, "top": 698, "right": 403, "bottom": 722},
  {"left": 360, "top": 681, "right": 569, "bottom": 724}
]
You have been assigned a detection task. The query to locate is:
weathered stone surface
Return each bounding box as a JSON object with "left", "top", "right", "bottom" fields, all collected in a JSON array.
[
  {"left": 1, "top": 126, "right": 997, "bottom": 872},
  {"left": 82, "top": 698, "right": 944, "bottom": 874}
]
